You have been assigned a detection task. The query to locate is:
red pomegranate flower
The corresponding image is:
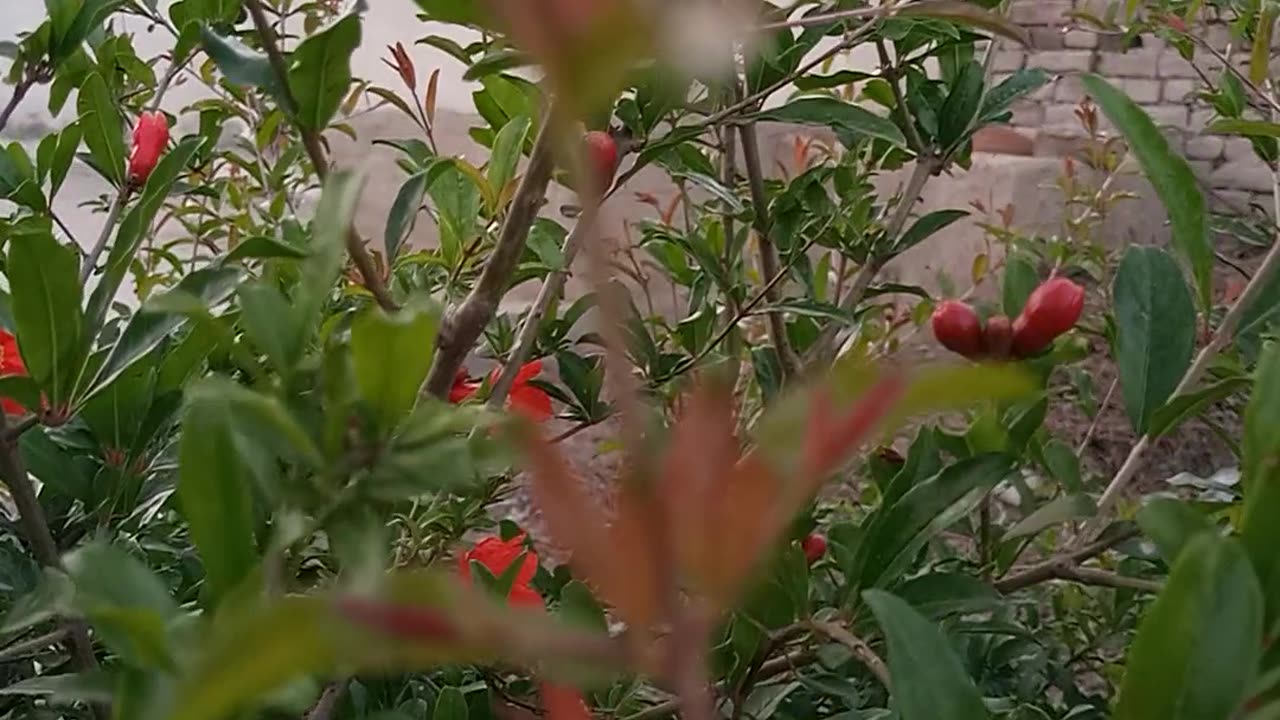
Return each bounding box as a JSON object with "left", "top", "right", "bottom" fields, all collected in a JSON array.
[
  {"left": 127, "top": 111, "right": 170, "bottom": 186},
  {"left": 456, "top": 534, "right": 543, "bottom": 608},
  {"left": 0, "top": 330, "right": 27, "bottom": 415},
  {"left": 449, "top": 360, "right": 553, "bottom": 422}
]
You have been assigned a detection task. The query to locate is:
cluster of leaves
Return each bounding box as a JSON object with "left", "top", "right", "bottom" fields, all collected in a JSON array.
[{"left": 3, "top": 0, "right": 1280, "bottom": 719}]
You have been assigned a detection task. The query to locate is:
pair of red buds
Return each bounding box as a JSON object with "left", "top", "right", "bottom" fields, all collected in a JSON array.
[{"left": 932, "top": 277, "right": 1084, "bottom": 361}]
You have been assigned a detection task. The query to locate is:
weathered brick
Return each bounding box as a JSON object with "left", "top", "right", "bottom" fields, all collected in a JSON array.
[
  {"left": 1188, "top": 108, "right": 1215, "bottom": 132},
  {"left": 1162, "top": 79, "right": 1196, "bottom": 102},
  {"left": 1185, "top": 135, "right": 1226, "bottom": 161},
  {"left": 1210, "top": 189, "right": 1251, "bottom": 213},
  {"left": 1145, "top": 104, "right": 1188, "bottom": 127},
  {"left": 1034, "top": 126, "right": 1089, "bottom": 156},
  {"left": 1053, "top": 75, "right": 1088, "bottom": 102},
  {"left": 992, "top": 49, "right": 1026, "bottom": 73},
  {"left": 1211, "top": 160, "right": 1274, "bottom": 192},
  {"left": 1010, "top": 102, "right": 1045, "bottom": 127},
  {"left": 1158, "top": 51, "right": 1198, "bottom": 78},
  {"left": 1096, "top": 51, "right": 1160, "bottom": 77},
  {"left": 1204, "top": 23, "right": 1234, "bottom": 51},
  {"left": 1225, "top": 137, "right": 1256, "bottom": 161},
  {"left": 1010, "top": 0, "right": 1072, "bottom": 26},
  {"left": 1031, "top": 27, "right": 1066, "bottom": 51},
  {"left": 1063, "top": 29, "right": 1099, "bottom": 49},
  {"left": 1030, "top": 50, "right": 1094, "bottom": 73},
  {"left": 1044, "top": 103, "right": 1083, "bottom": 127},
  {"left": 1096, "top": 32, "right": 1138, "bottom": 53},
  {"left": 1117, "top": 78, "right": 1161, "bottom": 103}
]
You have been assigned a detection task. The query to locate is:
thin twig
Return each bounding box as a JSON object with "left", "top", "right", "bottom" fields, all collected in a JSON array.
[
  {"left": 875, "top": 40, "right": 926, "bottom": 153},
  {"left": 1075, "top": 377, "right": 1118, "bottom": 457},
  {"left": 996, "top": 526, "right": 1140, "bottom": 592},
  {"left": 0, "top": 628, "right": 70, "bottom": 663},
  {"left": 304, "top": 681, "right": 347, "bottom": 720},
  {"left": 243, "top": 0, "right": 398, "bottom": 312},
  {"left": 806, "top": 156, "right": 939, "bottom": 366},
  {"left": 489, "top": 201, "right": 599, "bottom": 409},
  {"left": 808, "top": 620, "right": 891, "bottom": 688},
  {"left": 0, "top": 412, "right": 100, "bottom": 682},
  {"left": 80, "top": 190, "right": 131, "bottom": 283},
  {"left": 423, "top": 115, "right": 558, "bottom": 399},
  {"left": 0, "top": 74, "right": 35, "bottom": 135},
  {"left": 1084, "top": 168, "right": 1280, "bottom": 540},
  {"left": 737, "top": 85, "right": 801, "bottom": 380}
]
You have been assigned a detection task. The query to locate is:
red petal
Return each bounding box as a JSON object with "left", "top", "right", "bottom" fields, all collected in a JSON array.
[
  {"left": 510, "top": 385, "right": 553, "bottom": 422},
  {"left": 2, "top": 398, "right": 24, "bottom": 416},
  {"left": 514, "top": 359, "right": 544, "bottom": 384},
  {"left": 542, "top": 683, "right": 592, "bottom": 720}
]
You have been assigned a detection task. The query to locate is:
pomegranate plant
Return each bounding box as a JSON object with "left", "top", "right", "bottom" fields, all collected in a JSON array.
[{"left": 0, "top": 1, "right": 1277, "bottom": 720}]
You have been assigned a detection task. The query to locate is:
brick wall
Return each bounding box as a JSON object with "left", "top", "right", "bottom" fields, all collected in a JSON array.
[{"left": 988, "top": 0, "right": 1273, "bottom": 213}]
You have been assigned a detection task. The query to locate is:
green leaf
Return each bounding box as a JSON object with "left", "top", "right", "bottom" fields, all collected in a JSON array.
[
  {"left": 895, "top": 209, "right": 968, "bottom": 253},
  {"left": 0, "top": 671, "right": 114, "bottom": 704},
  {"left": 384, "top": 170, "right": 430, "bottom": 262},
  {"left": 223, "top": 235, "right": 308, "bottom": 263},
  {"left": 1113, "top": 246, "right": 1197, "bottom": 434},
  {"left": 1206, "top": 118, "right": 1280, "bottom": 138},
  {"left": 750, "top": 97, "right": 906, "bottom": 148},
  {"left": 351, "top": 300, "right": 441, "bottom": 431},
  {"left": 899, "top": 0, "right": 1030, "bottom": 45},
  {"left": 1137, "top": 498, "right": 1214, "bottom": 565},
  {"left": 200, "top": 25, "right": 281, "bottom": 95},
  {"left": 85, "top": 266, "right": 244, "bottom": 402},
  {"left": 7, "top": 225, "right": 83, "bottom": 406},
  {"left": 237, "top": 282, "right": 303, "bottom": 371},
  {"left": 1003, "top": 494, "right": 1096, "bottom": 540},
  {"left": 49, "top": 122, "right": 82, "bottom": 198},
  {"left": 938, "top": 60, "right": 985, "bottom": 148},
  {"left": 64, "top": 542, "right": 178, "bottom": 668},
  {"left": 298, "top": 169, "right": 365, "bottom": 329},
  {"left": 1083, "top": 74, "right": 1212, "bottom": 310},
  {"left": 855, "top": 455, "right": 1013, "bottom": 588},
  {"left": 463, "top": 48, "right": 532, "bottom": 81},
  {"left": 433, "top": 687, "right": 468, "bottom": 720},
  {"left": 1241, "top": 341, "right": 1280, "bottom": 624},
  {"left": 85, "top": 136, "right": 206, "bottom": 342},
  {"left": 195, "top": 377, "right": 323, "bottom": 468},
  {"left": 1115, "top": 534, "right": 1262, "bottom": 720},
  {"left": 0, "top": 142, "right": 47, "bottom": 211},
  {"left": 559, "top": 581, "right": 608, "bottom": 633},
  {"left": 77, "top": 71, "right": 126, "bottom": 187},
  {"left": 1001, "top": 253, "right": 1039, "bottom": 317},
  {"left": 179, "top": 381, "right": 263, "bottom": 608},
  {"left": 1148, "top": 377, "right": 1250, "bottom": 438},
  {"left": 863, "top": 590, "right": 990, "bottom": 720},
  {"left": 487, "top": 115, "right": 531, "bottom": 208},
  {"left": 288, "top": 13, "right": 361, "bottom": 131},
  {"left": 979, "top": 68, "right": 1050, "bottom": 123}
]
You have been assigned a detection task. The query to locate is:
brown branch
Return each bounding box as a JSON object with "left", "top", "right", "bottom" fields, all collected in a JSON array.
[
  {"left": 304, "top": 681, "right": 347, "bottom": 720},
  {"left": 489, "top": 200, "right": 598, "bottom": 409},
  {"left": 0, "top": 412, "right": 99, "bottom": 681},
  {"left": 995, "top": 527, "right": 1141, "bottom": 593},
  {"left": 243, "top": 0, "right": 398, "bottom": 312},
  {"left": 620, "top": 649, "right": 820, "bottom": 720},
  {"left": 0, "top": 74, "right": 35, "bottom": 136},
  {"left": 805, "top": 155, "right": 938, "bottom": 366},
  {"left": 0, "top": 628, "right": 70, "bottom": 663},
  {"left": 809, "top": 620, "right": 891, "bottom": 688},
  {"left": 737, "top": 95, "right": 800, "bottom": 380},
  {"left": 424, "top": 117, "right": 558, "bottom": 399}
]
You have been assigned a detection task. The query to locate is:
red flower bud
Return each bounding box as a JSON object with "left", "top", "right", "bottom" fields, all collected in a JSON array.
[
  {"left": 383, "top": 42, "right": 417, "bottom": 90},
  {"left": 1011, "top": 277, "right": 1084, "bottom": 357},
  {"left": 127, "top": 111, "right": 170, "bottom": 186},
  {"left": 583, "top": 130, "right": 618, "bottom": 191},
  {"left": 801, "top": 533, "right": 827, "bottom": 564},
  {"left": 931, "top": 300, "right": 984, "bottom": 359},
  {"left": 982, "top": 314, "right": 1013, "bottom": 360}
]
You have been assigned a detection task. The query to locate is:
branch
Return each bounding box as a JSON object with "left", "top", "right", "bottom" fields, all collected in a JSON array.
[
  {"left": 808, "top": 620, "right": 891, "bottom": 688},
  {"left": 0, "top": 628, "right": 69, "bottom": 663},
  {"left": 995, "top": 560, "right": 1160, "bottom": 594},
  {"left": 737, "top": 96, "right": 801, "bottom": 380},
  {"left": 620, "top": 649, "right": 820, "bottom": 720},
  {"left": 423, "top": 117, "right": 558, "bottom": 399},
  {"left": 0, "top": 412, "right": 99, "bottom": 679},
  {"left": 79, "top": 189, "right": 131, "bottom": 283},
  {"left": 806, "top": 155, "right": 938, "bottom": 366},
  {"left": 488, "top": 200, "right": 599, "bottom": 408},
  {"left": 0, "top": 74, "right": 35, "bottom": 135},
  {"left": 243, "top": 0, "right": 398, "bottom": 312},
  {"left": 304, "top": 681, "right": 347, "bottom": 720},
  {"left": 995, "top": 527, "right": 1140, "bottom": 593},
  {"left": 1084, "top": 168, "right": 1280, "bottom": 538}
]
